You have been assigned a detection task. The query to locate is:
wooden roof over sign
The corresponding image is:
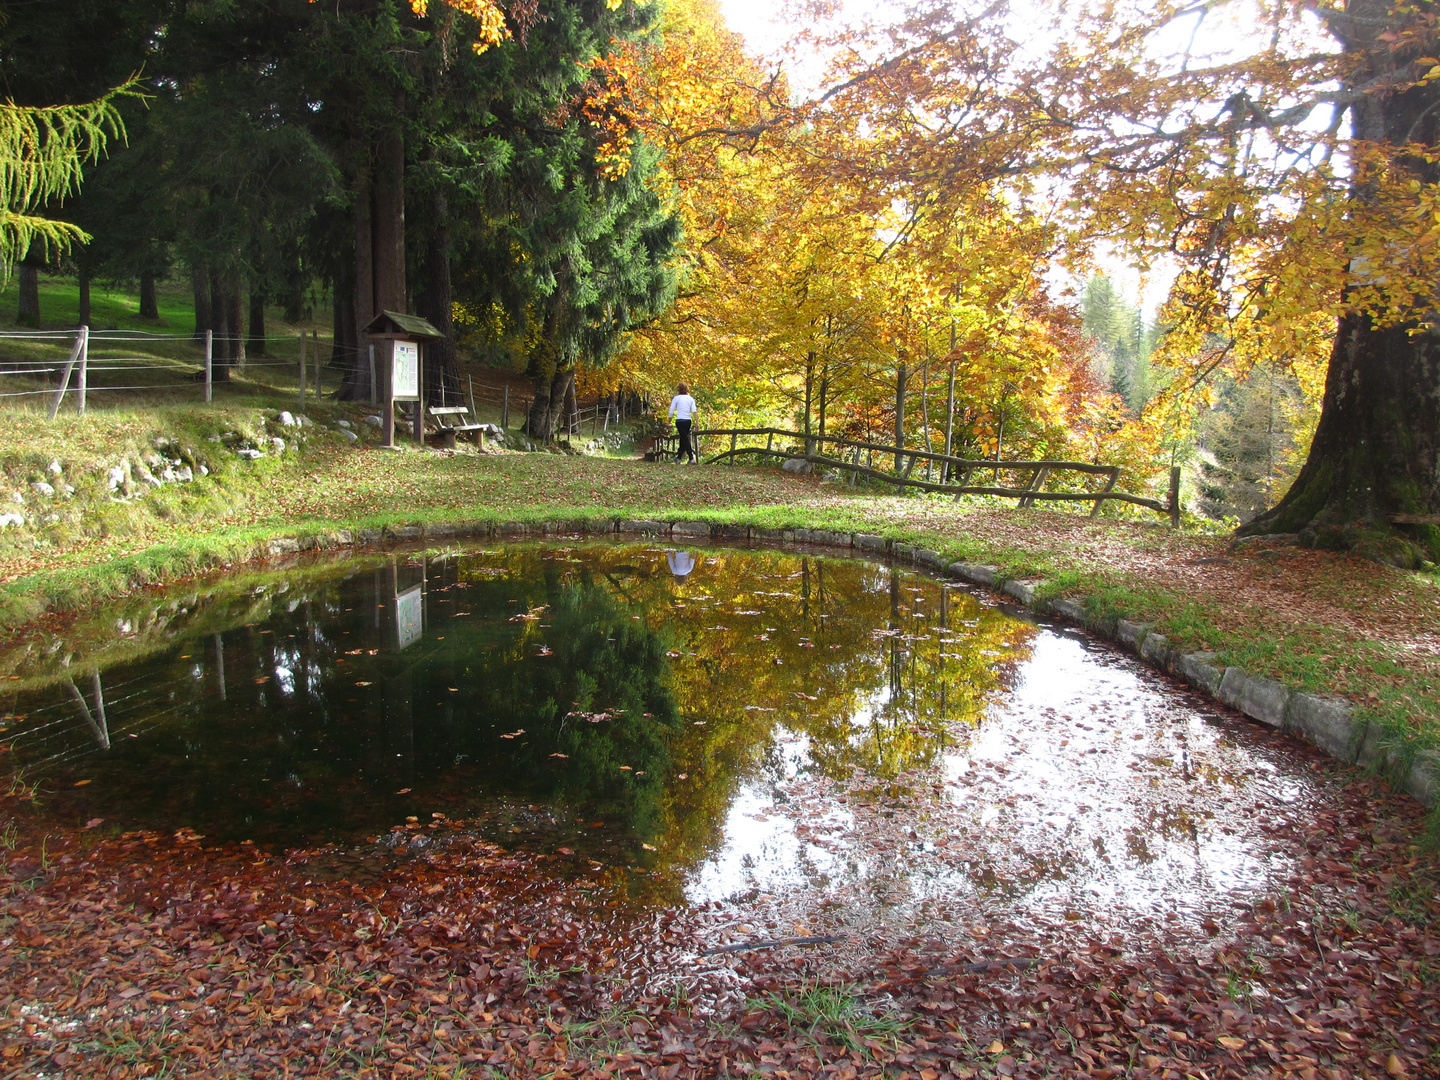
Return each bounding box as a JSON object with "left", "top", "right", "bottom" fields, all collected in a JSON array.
[{"left": 364, "top": 310, "right": 444, "bottom": 340}]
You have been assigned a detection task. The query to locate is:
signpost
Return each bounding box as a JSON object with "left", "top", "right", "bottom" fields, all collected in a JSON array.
[{"left": 364, "top": 311, "right": 444, "bottom": 448}]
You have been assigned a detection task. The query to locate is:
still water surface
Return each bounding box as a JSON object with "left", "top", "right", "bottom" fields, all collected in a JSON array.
[{"left": 0, "top": 542, "right": 1320, "bottom": 924}]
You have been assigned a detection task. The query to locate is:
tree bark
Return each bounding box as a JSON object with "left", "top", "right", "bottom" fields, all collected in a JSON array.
[
  {"left": 894, "top": 360, "right": 908, "bottom": 474},
  {"left": 1241, "top": 1, "right": 1440, "bottom": 565},
  {"left": 371, "top": 128, "right": 406, "bottom": 314},
  {"left": 418, "top": 198, "right": 460, "bottom": 407},
  {"left": 339, "top": 151, "right": 376, "bottom": 402},
  {"left": 247, "top": 285, "right": 267, "bottom": 357},
  {"left": 138, "top": 271, "right": 159, "bottom": 320},
  {"left": 16, "top": 262, "right": 40, "bottom": 327},
  {"left": 77, "top": 266, "right": 91, "bottom": 328},
  {"left": 191, "top": 264, "right": 210, "bottom": 341},
  {"left": 210, "top": 267, "right": 232, "bottom": 381}
]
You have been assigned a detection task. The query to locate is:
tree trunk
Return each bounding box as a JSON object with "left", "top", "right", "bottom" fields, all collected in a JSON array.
[
  {"left": 372, "top": 128, "right": 406, "bottom": 314},
  {"left": 525, "top": 365, "right": 574, "bottom": 442},
  {"left": 16, "top": 262, "right": 40, "bottom": 327},
  {"left": 418, "top": 198, "right": 460, "bottom": 407},
  {"left": 894, "top": 360, "right": 908, "bottom": 474},
  {"left": 210, "top": 267, "right": 232, "bottom": 381},
  {"left": 565, "top": 374, "right": 579, "bottom": 435},
  {"left": 1241, "top": 1, "right": 1440, "bottom": 566},
  {"left": 1239, "top": 313, "right": 1440, "bottom": 564},
  {"left": 77, "top": 266, "right": 91, "bottom": 328},
  {"left": 247, "top": 286, "right": 266, "bottom": 357},
  {"left": 340, "top": 153, "right": 375, "bottom": 402},
  {"left": 803, "top": 350, "right": 815, "bottom": 456},
  {"left": 331, "top": 270, "right": 357, "bottom": 382},
  {"left": 230, "top": 281, "right": 246, "bottom": 369},
  {"left": 138, "top": 271, "right": 159, "bottom": 319},
  {"left": 191, "top": 264, "right": 210, "bottom": 340}
]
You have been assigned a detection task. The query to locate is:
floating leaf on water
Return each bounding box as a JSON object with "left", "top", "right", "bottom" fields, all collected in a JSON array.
[
  {"left": 73, "top": 779, "right": 91, "bottom": 787},
  {"left": 642, "top": 843, "right": 656, "bottom": 851},
  {"left": 395, "top": 788, "right": 411, "bottom": 795},
  {"left": 355, "top": 680, "right": 373, "bottom": 686}
]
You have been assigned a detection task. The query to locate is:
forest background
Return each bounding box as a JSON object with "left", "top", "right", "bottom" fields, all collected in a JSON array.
[{"left": 2, "top": 0, "right": 1434, "bottom": 548}]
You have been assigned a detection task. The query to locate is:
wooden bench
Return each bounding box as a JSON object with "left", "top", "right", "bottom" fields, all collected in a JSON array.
[{"left": 428, "top": 405, "right": 486, "bottom": 448}]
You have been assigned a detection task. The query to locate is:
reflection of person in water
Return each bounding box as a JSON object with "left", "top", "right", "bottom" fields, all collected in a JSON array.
[{"left": 667, "top": 550, "right": 696, "bottom": 577}]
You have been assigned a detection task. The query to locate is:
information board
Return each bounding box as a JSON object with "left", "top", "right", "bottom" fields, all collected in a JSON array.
[
  {"left": 392, "top": 341, "right": 419, "bottom": 400},
  {"left": 395, "top": 584, "right": 424, "bottom": 648}
]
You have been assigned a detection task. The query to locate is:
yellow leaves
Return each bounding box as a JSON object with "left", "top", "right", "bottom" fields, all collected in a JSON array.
[{"left": 408, "top": 0, "right": 511, "bottom": 55}]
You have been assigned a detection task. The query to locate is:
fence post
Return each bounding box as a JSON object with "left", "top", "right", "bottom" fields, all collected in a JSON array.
[
  {"left": 312, "top": 330, "right": 321, "bottom": 401},
  {"left": 1089, "top": 469, "right": 1118, "bottom": 519},
  {"left": 1168, "top": 465, "right": 1182, "bottom": 528},
  {"left": 501, "top": 384, "right": 510, "bottom": 429},
  {"left": 204, "top": 330, "right": 213, "bottom": 404},
  {"left": 47, "top": 328, "right": 87, "bottom": 420},
  {"left": 76, "top": 326, "right": 89, "bottom": 416},
  {"left": 297, "top": 332, "right": 307, "bottom": 410},
  {"left": 367, "top": 344, "right": 376, "bottom": 406}
]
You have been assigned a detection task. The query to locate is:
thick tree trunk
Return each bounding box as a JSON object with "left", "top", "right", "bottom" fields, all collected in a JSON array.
[
  {"left": 331, "top": 273, "right": 358, "bottom": 386},
  {"left": 1239, "top": 314, "right": 1440, "bottom": 564},
  {"left": 191, "top": 264, "right": 211, "bottom": 341},
  {"left": 525, "top": 367, "right": 574, "bottom": 442},
  {"left": 1241, "top": 2, "right": 1440, "bottom": 566},
  {"left": 77, "top": 266, "right": 91, "bottom": 328},
  {"left": 339, "top": 156, "right": 375, "bottom": 402},
  {"left": 210, "top": 267, "right": 232, "bottom": 381},
  {"left": 247, "top": 286, "right": 266, "bottom": 357},
  {"left": 418, "top": 201, "right": 460, "bottom": 407},
  {"left": 16, "top": 262, "right": 40, "bottom": 327},
  {"left": 229, "top": 282, "right": 246, "bottom": 369},
  {"left": 138, "top": 271, "right": 159, "bottom": 320},
  {"left": 372, "top": 129, "right": 406, "bottom": 313}
]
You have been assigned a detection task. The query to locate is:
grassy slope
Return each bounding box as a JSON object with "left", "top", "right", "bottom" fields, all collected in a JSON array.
[{"left": 0, "top": 393, "right": 1435, "bottom": 766}]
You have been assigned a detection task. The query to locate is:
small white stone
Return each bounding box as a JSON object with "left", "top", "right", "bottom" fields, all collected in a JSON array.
[
  {"left": 47, "top": 459, "right": 62, "bottom": 476},
  {"left": 236, "top": 448, "right": 263, "bottom": 460},
  {"left": 270, "top": 437, "right": 286, "bottom": 453},
  {"left": 11, "top": 492, "right": 23, "bottom": 505},
  {"left": 277, "top": 411, "right": 297, "bottom": 427},
  {"left": 0, "top": 512, "right": 22, "bottom": 528},
  {"left": 198, "top": 464, "right": 209, "bottom": 476},
  {"left": 363, "top": 414, "right": 383, "bottom": 428},
  {"left": 107, "top": 466, "right": 126, "bottom": 491},
  {"left": 30, "top": 481, "right": 54, "bottom": 497},
  {"left": 335, "top": 419, "right": 353, "bottom": 430},
  {"left": 338, "top": 428, "right": 359, "bottom": 444},
  {"left": 175, "top": 465, "right": 194, "bottom": 482}
]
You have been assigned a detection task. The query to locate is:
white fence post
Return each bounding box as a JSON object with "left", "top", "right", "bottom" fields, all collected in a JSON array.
[
  {"left": 47, "top": 327, "right": 87, "bottom": 420},
  {"left": 298, "top": 331, "right": 307, "bottom": 410},
  {"left": 204, "top": 330, "right": 213, "bottom": 403},
  {"left": 76, "top": 326, "right": 89, "bottom": 416}
]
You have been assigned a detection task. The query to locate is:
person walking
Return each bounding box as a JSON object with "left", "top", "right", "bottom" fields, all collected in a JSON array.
[{"left": 668, "top": 382, "right": 699, "bottom": 464}]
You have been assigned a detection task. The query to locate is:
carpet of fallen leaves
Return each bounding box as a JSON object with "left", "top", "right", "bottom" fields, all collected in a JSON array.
[{"left": 2, "top": 759, "right": 1437, "bottom": 1080}]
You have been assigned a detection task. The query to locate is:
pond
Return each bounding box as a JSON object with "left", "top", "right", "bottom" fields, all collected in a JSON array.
[{"left": 0, "top": 541, "right": 1325, "bottom": 930}]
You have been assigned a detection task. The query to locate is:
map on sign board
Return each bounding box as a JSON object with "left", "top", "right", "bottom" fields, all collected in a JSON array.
[{"left": 393, "top": 341, "right": 419, "bottom": 399}]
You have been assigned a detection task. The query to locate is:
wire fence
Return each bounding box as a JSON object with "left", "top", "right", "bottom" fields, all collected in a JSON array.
[{"left": 0, "top": 326, "right": 336, "bottom": 416}]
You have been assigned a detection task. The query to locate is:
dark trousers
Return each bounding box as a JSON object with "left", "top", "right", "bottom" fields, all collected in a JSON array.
[{"left": 676, "top": 419, "right": 695, "bottom": 462}]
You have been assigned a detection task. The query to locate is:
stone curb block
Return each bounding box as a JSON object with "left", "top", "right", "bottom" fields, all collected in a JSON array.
[
  {"left": 1046, "top": 597, "right": 1086, "bottom": 623},
  {"left": 1218, "top": 667, "right": 1288, "bottom": 728},
  {"left": 618, "top": 519, "right": 665, "bottom": 534},
  {"left": 671, "top": 521, "right": 711, "bottom": 537},
  {"left": 1116, "top": 619, "right": 1149, "bottom": 652},
  {"left": 1284, "top": 692, "right": 1361, "bottom": 761},
  {"left": 1174, "top": 652, "right": 1224, "bottom": 697},
  {"left": 1002, "top": 579, "right": 1038, "bottom": 605},
  {"left": 1140, "top": 632, "right": 1172, "bottom": 668},
  {"left": 950, "top": 562, "right": 998, "bottom": 586},
  {"left": 853, "top": 533, "right": 885, "bottom": 552}
]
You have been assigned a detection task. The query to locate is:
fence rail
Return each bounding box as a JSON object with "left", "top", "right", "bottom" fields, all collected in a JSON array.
[{"left": 657, "top": 426, "right": 1179, "bottom": 525}]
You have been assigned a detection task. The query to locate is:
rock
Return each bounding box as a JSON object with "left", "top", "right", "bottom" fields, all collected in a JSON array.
[
  {"left": 134, "top": 464, "right": 163, "bottom": 488},
  {"left": 1116, "top": 620, "right": 1150, "bottom": 651},
  {"left": 29, "top": 481, "right": 54, "bottom": 497},
  {"left": 198, "top": 464, "right": 209, "bottom": 476},
  {"left": 1285, "top": 692, "right": 1361, "bottom": 760},
  {"left": 672, "top": 521, "right": 711, "bottom": 537},
  {"left": 781, "top": 457, "right": 814, "bottom": 475},
  {"left": 337, "top": 428, "right": 359, "bottom": 444},
  {"left": 1174, "top": 652, "right": 1224, "bottom": 696},
  {"left": 174, "top": 465, "right": 194, "bottom": 483},
  {"left": 62, "top": 484, "right": 75, "bottom": 497},
  {"left": 1002, "top": 579, "right": 1039, "bottom": 606},
  {"left": 47, "top": 459, "right": 62, "bottom": 476},
  {"left": 1217, "top": 667, "right": 1289, "bottom": 727},
  {"left": 144, "top": 453, "right": 163, "bottom": 469},
  {"left": 363, "top": 414, "right": 383, "bottom": 428},
  {"left": 1047, "top": 597, "right": 1087, "bottom": 623},
  {"left": 107, "top": 466, "right": 126, "bottom": 492},
  {"left": 0, "top": 512, "right": 23, "bottom": 528},
  {"left": 619, "top": 519, "right": 666, "bottom": 534},
  {"left": 335, "top": 419, "right": 352, "bottom": 430},
  {"left": 277, "top": 411, "right": 297, "bottom": 427},
  {"left": 270, "top": 437, "right": 286, "bottom": 453},
  {"left": 236, "top": 448, "right": 264, "bottom": 460},
  {"left": 951, "top": 561, "right": 999, "bottom": 586},
  {"left": 1140, "top": 632, "right": 1172, "bottom": 667},
  {"left": 11, "top": 492, "right": 23, "bottom": 505},
  {"left": 478, "top": 423, "right": 503, "bottom": 438},
  {"left": 853, "top": 533, "right": 886, "bottom": 552}
]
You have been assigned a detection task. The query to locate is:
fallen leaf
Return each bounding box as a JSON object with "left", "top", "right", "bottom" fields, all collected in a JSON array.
[
  {"left": 1217, "top": 1036, "right": 1245, "bottom": 1050},
  {"left": 73, "top": 779, "right": 92, "bottom": 787},
  {"left": 986, "top": 1041, "right": 1004, "bottom": 1054}
]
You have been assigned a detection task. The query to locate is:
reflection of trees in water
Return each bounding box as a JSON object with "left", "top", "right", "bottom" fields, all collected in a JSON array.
[{"left": 1, "top": 544, "right": 1034, "bottom": 875}]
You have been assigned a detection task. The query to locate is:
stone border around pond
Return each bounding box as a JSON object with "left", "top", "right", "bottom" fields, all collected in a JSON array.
[{"left": 250, "top": 515, "right": 1430, "bottom": 810}]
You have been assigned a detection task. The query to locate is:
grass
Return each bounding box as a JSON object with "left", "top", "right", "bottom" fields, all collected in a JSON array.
[
  {"left": 0, "top": 370, "right": 1435, "bottom": 811},
  {"left": 757, "top": 979, "right": 908, "bottom": 1053}
]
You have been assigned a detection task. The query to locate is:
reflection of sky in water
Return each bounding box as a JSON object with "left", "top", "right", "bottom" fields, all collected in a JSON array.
[
  {"left": 0, "top": 541, "right": 1323, "bottom": 931},
  {"left": 685, "top": 627, "right": 1308, "bottom": 927}
]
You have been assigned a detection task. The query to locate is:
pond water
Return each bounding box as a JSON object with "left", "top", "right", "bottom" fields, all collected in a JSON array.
[{"left": 0, "top": 541, "right": 1324, "bottom": 928}]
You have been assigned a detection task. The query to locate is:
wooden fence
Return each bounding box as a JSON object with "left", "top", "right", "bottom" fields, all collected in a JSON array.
[{"left": 655, "top": 426, "right": 1180, "bottom": 525}]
